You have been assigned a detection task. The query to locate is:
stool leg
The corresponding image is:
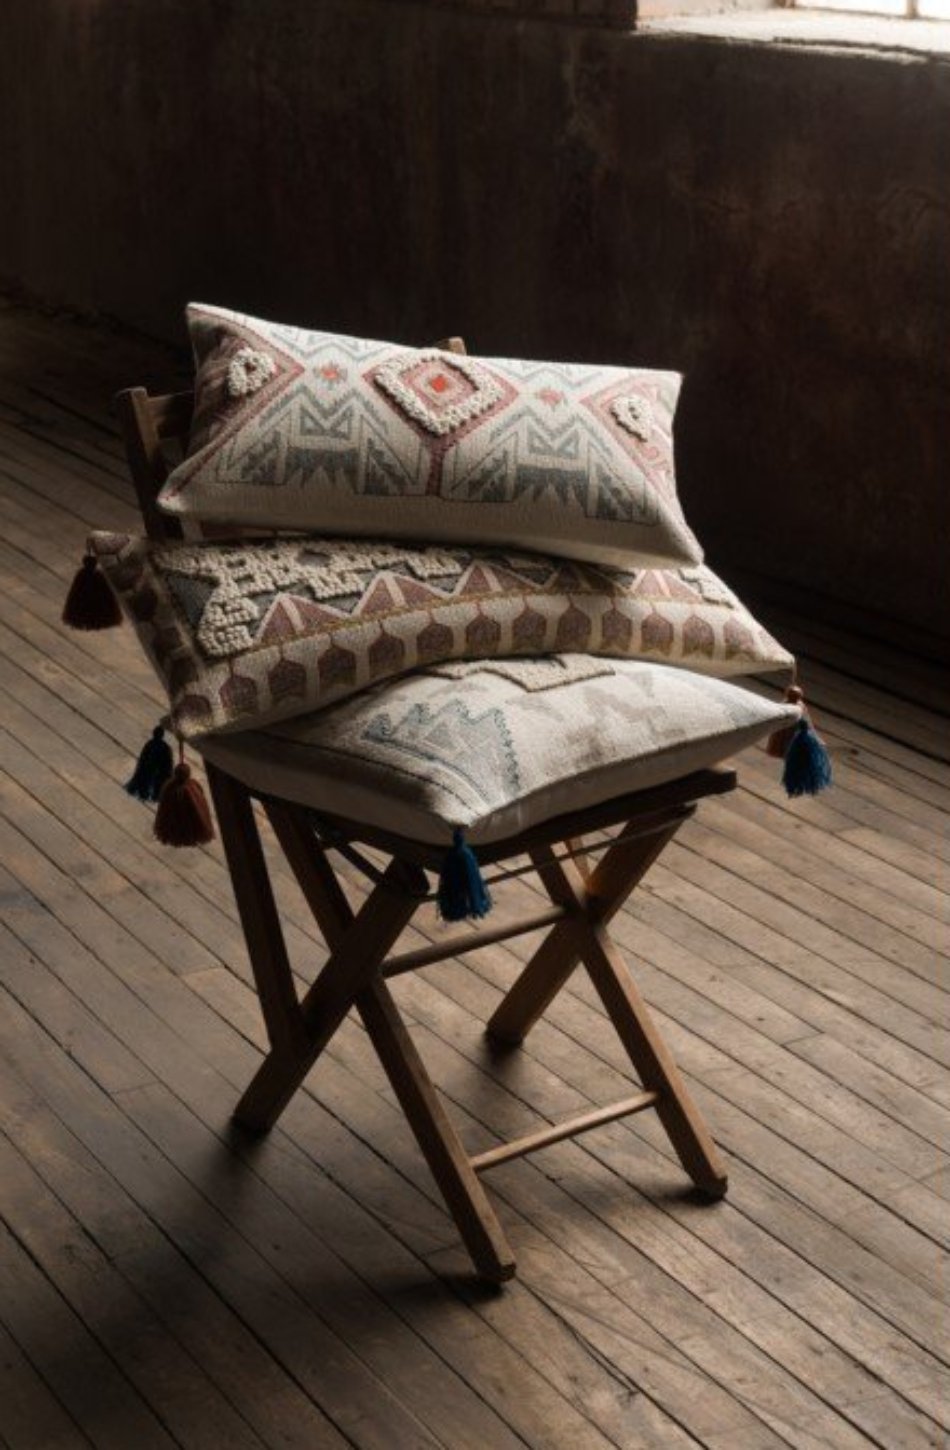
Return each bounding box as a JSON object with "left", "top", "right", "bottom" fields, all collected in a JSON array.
[
  {"left": 581, "top": 923, "right": 727, "bottom": 1198},
  {"left": 360, "top": 979, "right": 516, "bottom": 1282},
  {"left": 264, "top": 802, "right": 517, "bottom": 1279},
  {"left": 207, "top": 766, "right": 309, "bottom": 1061},
  {"left": 487, "top": 817, "right": 683, "bottom": 1045},
  {"left": 233, "top": 860, "right": 419, "bottom": 1135},
  {"left": 507, "top": 838, "right": 728, "bottom": 1199}
]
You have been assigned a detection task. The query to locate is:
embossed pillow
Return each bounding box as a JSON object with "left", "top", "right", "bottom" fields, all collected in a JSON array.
[
  {"left": 90, "top": 530, "right": 792, "bottom": 740},
  {"left": 198, "top": 658, "right": 802, "bottom": 846},
  {"left": 157, "top": 303, "right": 703, "bottom": 570}
]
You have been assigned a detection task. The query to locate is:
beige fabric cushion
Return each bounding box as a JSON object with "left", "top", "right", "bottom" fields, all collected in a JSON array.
[
  {"left": 90, "top": 531, "right": 794, "bottom": 740},
  {"left": 156, "top": 303, "right": 703, "bottom": 570},
  {"left": 198, "top": 657, "right": 799, "bottom": 846}
]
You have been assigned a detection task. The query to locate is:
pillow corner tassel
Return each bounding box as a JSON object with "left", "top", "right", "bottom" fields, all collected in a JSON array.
[
  {"left": 153, "top": 741, "right": 216, "bottom": 848},
  {"left": 437, "top": 828, "right": 492, "bottom": 923},
  {"left": 767, "top": 683, "right": 832, "bottom": 798},
  {"left": 782, "top": 716, "right": 833, "bottom": 798},
  {"left": 125, "top": 723, "right": 174, "bottom": 803},
  {"left": 62, "top": 552, "right": 122, "bottom": 631}
]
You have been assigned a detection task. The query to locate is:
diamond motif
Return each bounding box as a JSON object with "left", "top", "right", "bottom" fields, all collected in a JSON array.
[
  {"left": 537, "top": 388, "right": 565, "bottom": 409},
  {"left": 373, "top": 351, "right": 506, "bottom": 437}
]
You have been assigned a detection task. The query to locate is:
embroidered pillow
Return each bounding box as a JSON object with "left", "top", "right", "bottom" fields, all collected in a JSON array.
[
  {"left": 156, "top": 303, "right": 703, "bottom": 571},
  {"left": 90, "top": 531, "right": 793, "bottom": 740},
  {"left": 198, "top": 658, "right": 802, "bottom": 846}
]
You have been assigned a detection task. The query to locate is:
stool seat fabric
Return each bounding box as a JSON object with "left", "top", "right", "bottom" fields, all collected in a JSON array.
[{"left": 198, "top": 656, "right": 799, "bottom": 847}]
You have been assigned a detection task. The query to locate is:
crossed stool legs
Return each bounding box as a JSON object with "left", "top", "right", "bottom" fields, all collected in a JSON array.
[{"left": 207, "top": 763, "right": 730, "bottom": 1283}]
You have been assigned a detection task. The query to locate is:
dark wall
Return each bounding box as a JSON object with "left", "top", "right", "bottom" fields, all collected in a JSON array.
[{"left": 3, "top": 0, "right": 948, "bottom": 642}]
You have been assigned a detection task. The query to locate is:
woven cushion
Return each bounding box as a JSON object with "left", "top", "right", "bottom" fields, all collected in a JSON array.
[
  {"left": 198, "top": 658, "right": 800, "bottom": 846},
  {"left": 90, "top": 531, "right": 793, "bottom": 739},
  {"left": 156, "top": 303, "right": 703, "bottom": 570}
]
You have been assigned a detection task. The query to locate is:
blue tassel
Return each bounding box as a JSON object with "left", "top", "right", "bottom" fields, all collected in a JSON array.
[
  {"left": 126, "top": 724, "right": 174, "bottom": 803},
  {"left": 782, "top": 717, "right": 833, "bottom": 797},
  {"left": 437, "top": 828, "right": 492, "bottom": 923}
]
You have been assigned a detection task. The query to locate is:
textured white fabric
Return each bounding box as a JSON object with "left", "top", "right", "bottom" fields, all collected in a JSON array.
[
  {"left": 157, "top": 304, "right": 703, "bottom": 570},
  {"left": 91, "top": 530, "right": 794, "bottom": 740},
  {"left": 198, "top": 657, "right": 799, "bottom": 846}
]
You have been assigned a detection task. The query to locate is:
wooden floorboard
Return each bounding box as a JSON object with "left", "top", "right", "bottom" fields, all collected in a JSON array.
[{"left": 0, "top": 301, "right": 947, "bottom": 1449}]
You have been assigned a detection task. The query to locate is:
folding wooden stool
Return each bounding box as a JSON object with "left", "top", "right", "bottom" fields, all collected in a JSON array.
[{"left": 115, "top": 360, "right": 732, "bottom": 1283}]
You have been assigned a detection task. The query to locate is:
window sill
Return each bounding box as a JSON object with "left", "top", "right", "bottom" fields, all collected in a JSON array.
[{"left": 640, "top": 8, "right": 950, "bottom": 56}]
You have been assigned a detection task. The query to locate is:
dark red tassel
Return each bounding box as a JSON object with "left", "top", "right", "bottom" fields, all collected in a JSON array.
[
  {"left": 766, "top": 684, "right": 804, "bottom": 759},
  {"left": 154, "top": 760, "right": 214, "bottom": 847},
  {"left": 62, "top": 554, "right": 122, "bottom": 630}
]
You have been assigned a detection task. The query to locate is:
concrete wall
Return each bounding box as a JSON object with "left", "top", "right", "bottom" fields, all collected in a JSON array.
[{"left": 3, "top": 0, "right": 948, "bottom": 644}]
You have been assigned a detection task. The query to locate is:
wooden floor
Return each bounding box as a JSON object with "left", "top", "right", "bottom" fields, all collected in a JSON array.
[{"left": 0, "top": 299, "right": 947, "bottom": 1450}]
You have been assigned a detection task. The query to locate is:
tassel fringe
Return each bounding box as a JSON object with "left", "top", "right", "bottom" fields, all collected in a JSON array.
[
  {"left": 768, "top": 683, "right": 832, "bottom": 797},
  {"left": 62, "top": 554, "right": 122, "bottom": 630},
  {"left": 154, "top": 760, "right": 215, "bottom": 847},
  {"left": 126, "top": 725, "right": 174, "bottom": 803},
  {"left": 437, "top": 828, "right": 492, "bottom": 923},
  {"left": 782, "top": 717, "right": 833, "bottom": 797}
]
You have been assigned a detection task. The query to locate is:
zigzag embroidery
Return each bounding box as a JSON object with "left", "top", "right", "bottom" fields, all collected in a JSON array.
[
  {"left": 154, "top": 539, "right": 517, "bottom": 658},
  {"left": 486, "top": 358, "right": 609, "bottom": 390},
  {"left": 360, "top": 699, "right": 522, "bottom": 802}
]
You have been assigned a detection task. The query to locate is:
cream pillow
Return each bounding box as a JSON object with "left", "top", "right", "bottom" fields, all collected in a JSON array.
[
  {"left": 157, "top": 303, "right": 703, "bottom": 570},
  {"left": 90, "top": 530, "right": 793, "bottom": 740},
  {"left": 198, "top": 657, "right": 801, "bottom": 845}
]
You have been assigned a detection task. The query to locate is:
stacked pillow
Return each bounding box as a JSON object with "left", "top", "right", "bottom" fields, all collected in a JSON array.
[
  {"left": 92, "top": 304, "right": 800, "bottom": 839},
  {"left": 199, "top": 658, "right": 802, "bottom": 847},
  {"left": 157, "top": 304, "right": 703, "bottom": 570},
  {"left": 91, "top": 530, "right": 792, "bottom": 738}
]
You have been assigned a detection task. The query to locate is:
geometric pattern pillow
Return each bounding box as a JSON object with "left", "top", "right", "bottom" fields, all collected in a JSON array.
[
  {"left": 90, "top": 530, "right": 793, "bottom": 741},
  {"left": 156, "top": 303, "right": 704, "bottom": 570},
  {"left": 197, "top": 657, "right": 802, "bottom": 846}
]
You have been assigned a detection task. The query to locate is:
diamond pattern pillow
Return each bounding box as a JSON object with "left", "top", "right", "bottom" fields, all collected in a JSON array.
[
  {"left": 198, "top": 658, "right": 801, "bottom": 846},
  {"left": 157, "top": 303, "right": 703, "bottom": 570},
  {"left": 90, "top": 530, "right": 792, "bottom": 740}
]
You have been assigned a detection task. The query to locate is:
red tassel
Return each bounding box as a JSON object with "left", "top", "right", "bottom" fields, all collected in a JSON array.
[
  {"left": 766, "top": 684, "right": 804, "bottom": 759},
  {"left": 154, "top": 761, "right": 214, "bottom": 847},
  {"left": 62, "top": 554, "right": 122, "bottom": 630}
]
